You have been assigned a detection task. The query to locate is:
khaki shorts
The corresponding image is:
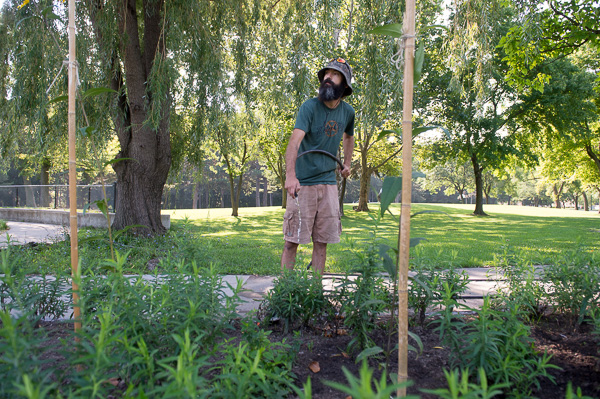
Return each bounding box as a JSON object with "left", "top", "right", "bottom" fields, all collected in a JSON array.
[{"left": 283, "top": 184, "right": 342, "bottom": 245}]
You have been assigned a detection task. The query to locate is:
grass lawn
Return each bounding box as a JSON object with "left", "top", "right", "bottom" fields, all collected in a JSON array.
[
  {"left": 7, "top": 203, "right": 599, "bottom": 275},
  {"left": 163, "top": 203, "right": 600, "bottom": 274}
]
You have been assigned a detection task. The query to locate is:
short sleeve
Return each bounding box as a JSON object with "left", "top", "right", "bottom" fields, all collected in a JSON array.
[{"left": 294, "top": 101, "right": 313, "bottom": 133}]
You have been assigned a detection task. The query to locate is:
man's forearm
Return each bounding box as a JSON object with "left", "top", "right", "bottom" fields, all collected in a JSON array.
[{"left": 343, "top": 134, "right": 354, "bottom": 167}]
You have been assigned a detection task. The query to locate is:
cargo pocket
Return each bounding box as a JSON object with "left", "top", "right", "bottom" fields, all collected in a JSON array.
[{"left": 283, "top": 211, "right": 300, "bottom": 239}]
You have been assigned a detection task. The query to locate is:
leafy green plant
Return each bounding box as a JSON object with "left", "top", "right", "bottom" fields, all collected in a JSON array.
[
  {"left": 0, "top": 311, "right": 50, "bottom": 398},
  {"left": 492, "top": 242, "right": 548, "bottom": 322},
  {"left": 409, "top": 265, "right": 469, "bottom": 326},
  {"left": 211, "top": 340, "right": 297, "bottom": 398},
  {"left": 422, "top": 367, "right": 508, "bottom": 399},
  {"left": 564, "top": 382, "right": 596, "bottom": 399},
  {"left": 323, "top": 360, "right": 418, "bottom": 399},
  {"left": 0, "top": 248, "right": 69, "bottom": 323},
  {"left": 432, "top": 297, "right": 558, "bottom": 397},
  {"left": 0, "top": 219, "right": 8, "bottom": 231},
  {"left": 543, "top": 248, "right": 600, "bottom": 326},
  {"left": 262, "top": 269, "right": 328, "bottom": 334},
  {"left": 337, "top": 244, "right": 389, "bottom": 354}
]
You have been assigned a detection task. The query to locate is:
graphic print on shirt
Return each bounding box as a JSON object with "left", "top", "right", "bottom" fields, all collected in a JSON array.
[{"left": 324, "top": 120, "right": 339, "bottom": 137}]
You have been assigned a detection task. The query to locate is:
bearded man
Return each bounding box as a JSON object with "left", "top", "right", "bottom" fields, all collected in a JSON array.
[{"left": 281, "top": 57, "right": 355, "bottom": 276}]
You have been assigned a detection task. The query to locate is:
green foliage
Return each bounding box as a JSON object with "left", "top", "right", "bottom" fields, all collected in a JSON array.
[
  {"left": 409, "top": 265, "right": 469, "bottom": 326},
  {"left": 0, "top": 310, "right": 53, "bottom": 398},
  {"left": 262, "top": 269, "right": 328, "bottom": 334},
  {"left": 323, "top": 360, "right": 418, "bottom": 399},
  {"left": 0, "top": 248, "right": 69, "bottom": 323},
  {"left": 211, "top": 339, "right": 297, "bottom": 398},
  {"left": 422, "top": 367, "right": 508, "bottom": 399},
  {"left": 433, "top": 297, "right": 558, "bottom": 397},
  {"left": 565, "top": 382, "right": 597, "bottom": 399},
  {"left": 0, "top": 220, "right": 7, "bottom": 231},
  {"left": 492, "top": 242, "right": 548, "bottom": 322},
  {"left": 0, "top": 250, "right": 301, "bottom": 398},
  {"left": 337, "top": 242, "right": 390, "bottom": 354},
  {"left": 543, "top": 248, "right": 600, "bottom": 326}
]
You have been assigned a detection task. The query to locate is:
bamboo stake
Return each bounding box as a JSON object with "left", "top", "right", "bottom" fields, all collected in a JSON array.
[
  {"left": 68, "top": 0, "right": 80, "bottom": 335},
  {"left": 397, "top": 0, "right": 415, "bottom": 397}
]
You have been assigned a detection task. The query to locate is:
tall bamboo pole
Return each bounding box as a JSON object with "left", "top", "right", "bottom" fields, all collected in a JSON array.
[
  {"left": 397, "top": 0, "right": 415, "bottom": 397},
  {"left": 68, "top": 0, "right": 80, "bottom": 334}
]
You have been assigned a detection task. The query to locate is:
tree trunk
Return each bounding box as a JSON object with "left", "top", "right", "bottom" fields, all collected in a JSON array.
[
  {"left": 552, "top": 182, "right": 564, "bottom": 209},
  {"left": 40, "top": 158, "right": 51, "bottom": 208},
  {"left": 574, "top": 194, "right": 579, "bottom": 210},
  {"left": 100, "top": 0, "right": 171, "bottom": 235},
  {"left": 23, "top": 177, "right": 37, "bottom": 208},
  {"left": 262, "top": 176, "right": 268, "bottom": 207},
  {"left": 471, "top": 155, "right": 486, "bottom": 216},
  {"left": 583, "top": 192, "right": 589, "bottom": 211},
  {"left": 356, "top": 149, "right": 370, "bottom": 211},
  {"left": 255, "top": 175, "right": 260, "bottom": 207},
  {"left": 192, "top": 183, "right": 199, "bottom": 209}
]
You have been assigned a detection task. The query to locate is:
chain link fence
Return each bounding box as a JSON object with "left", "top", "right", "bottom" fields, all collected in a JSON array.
[{"left": 0, "top": 185, "right": 116, "bottom": 211}]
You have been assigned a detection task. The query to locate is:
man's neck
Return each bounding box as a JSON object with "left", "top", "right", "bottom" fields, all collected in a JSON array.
[{"left": 322, "top": 97, "right": 342, "bottom": 109}]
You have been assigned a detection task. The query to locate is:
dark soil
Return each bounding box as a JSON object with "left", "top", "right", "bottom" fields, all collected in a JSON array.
[{"left": 38, "top": 315, "right": 600, "bottom": 398}]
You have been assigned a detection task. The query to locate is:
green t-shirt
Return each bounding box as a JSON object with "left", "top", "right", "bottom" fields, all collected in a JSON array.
[{"left": 294, "top": 98, "right": 355, "bottom": 185}]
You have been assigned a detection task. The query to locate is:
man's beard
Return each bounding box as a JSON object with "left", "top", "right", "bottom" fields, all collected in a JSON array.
[{"left": 318, "top": 79, "right": 345, "bottom": 102}]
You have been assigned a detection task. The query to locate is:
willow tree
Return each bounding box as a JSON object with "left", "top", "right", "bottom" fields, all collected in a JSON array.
[
  {"left": 0, "top": 0, "right": 69, "bottom": 206},
  {"left": 77, "top": 0, "right": 261, "bottom": 233}
]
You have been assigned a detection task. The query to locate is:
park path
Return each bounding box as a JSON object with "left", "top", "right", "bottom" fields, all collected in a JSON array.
[{"left": 0, "top": 221, "right": 66, "bottom": 248}]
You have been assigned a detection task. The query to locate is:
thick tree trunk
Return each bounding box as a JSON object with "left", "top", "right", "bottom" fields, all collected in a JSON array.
[
  {"left": 101, "top": 0, "right": 171, "bottom": 235},
  {"left": 583, "top": 192, "right": 589, "bottom": 211},
  {"left": 471, "top": 155, "right": 487, "bottom": 216}
]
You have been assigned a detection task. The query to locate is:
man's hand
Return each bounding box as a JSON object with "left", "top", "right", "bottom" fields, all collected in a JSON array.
[
  {"left": 340, "top": 164, "right": 351, "bottom": 179},
  {"left": 285, "top": 176, "right": 301, "bottom": 197}
]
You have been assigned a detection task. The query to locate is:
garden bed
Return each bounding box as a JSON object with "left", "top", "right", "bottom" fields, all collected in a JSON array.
[{"left": 33, "top": 315, "right": 600, "bottom": 398}]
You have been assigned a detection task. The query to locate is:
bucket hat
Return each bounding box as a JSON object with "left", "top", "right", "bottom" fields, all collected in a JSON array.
[{"left": 317, "top": 57, "right": 353, "bottom": 97}]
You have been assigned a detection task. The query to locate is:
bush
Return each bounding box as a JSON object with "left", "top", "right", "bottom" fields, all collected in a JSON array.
[
  {"left": 261, "top": 269, "right": 328, "bottom": 334},
  {"left": 433, "top": 295, "right": 558, "bottom": 397},
  {"left": 543, "top": 249, "right": 600, "bottom": 326}
]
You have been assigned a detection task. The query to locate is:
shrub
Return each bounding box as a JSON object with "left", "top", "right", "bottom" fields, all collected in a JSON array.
[
  {"left": 492, "top": 243, "right": 548, "bottom": 322},
  {"left": 336, "top": 243, "right": 389, "bottom": 354},
  {"left": 433, "top": 295, "right": 558, "bottom": 397},
  {"left": 409, "top": 265, "right": 469, "bottom": 326},
  {"left": 261, "top": 269, "right": 328, "bottom": 334},
  {"left": 543, "top": 249, "right": 600, "bottom": 326}
]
